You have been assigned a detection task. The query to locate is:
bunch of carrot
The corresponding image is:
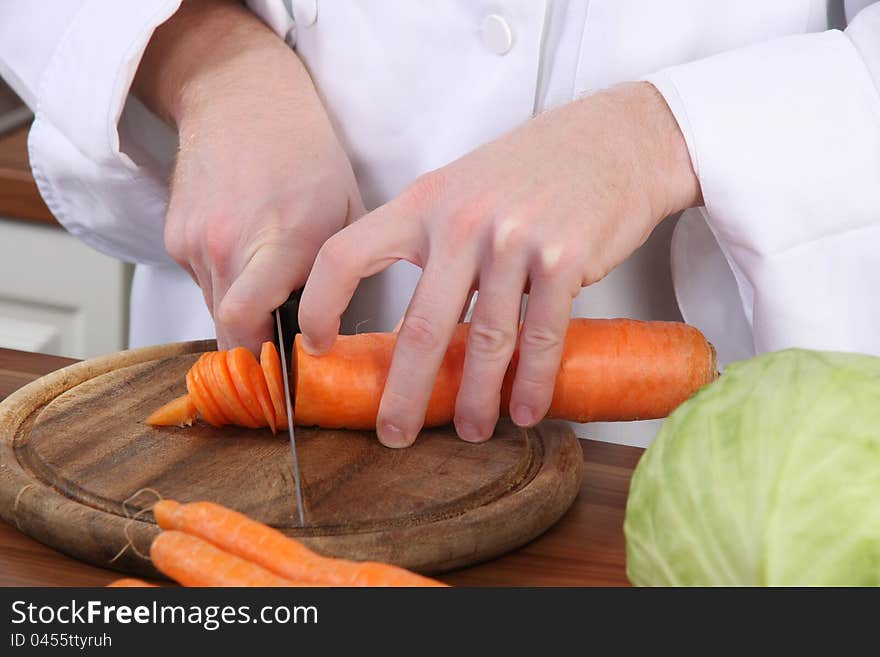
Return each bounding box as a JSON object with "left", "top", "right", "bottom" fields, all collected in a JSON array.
[
  {"left": 148, "top": 318, "right": 718, "bottom": 432},
  {"left": 109, "top": 499, "right": 445, "bottom": 587}
]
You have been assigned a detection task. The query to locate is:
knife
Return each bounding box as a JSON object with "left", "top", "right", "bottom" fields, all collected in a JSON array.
[{"left": 274, "top": 289, "right": 306, "bottom": 526}]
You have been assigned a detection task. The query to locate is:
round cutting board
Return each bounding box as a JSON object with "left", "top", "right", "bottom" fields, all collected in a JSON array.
[{"left": 0, "top": 341, "right": 583, "bottom": 579}]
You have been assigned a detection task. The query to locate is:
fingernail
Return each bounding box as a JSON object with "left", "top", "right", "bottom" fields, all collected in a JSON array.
[
  {"left": 512, "top": 404, "right": 535, "bottom": 427},
  {"left": 456, "top": 421, "right": 483, "bottom": 443},
  {"left": 379, "top": 423, "right": 410, "bottom": 448}
]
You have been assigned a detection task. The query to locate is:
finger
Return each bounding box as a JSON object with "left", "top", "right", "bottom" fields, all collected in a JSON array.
[
  {"left": 453, "top": 267, "right": 527, "bottom": 443},
  {"left": 459, "top": 287, "right": 477, "bottom": 323},
  {"left": 377, "top": 257, "right": 475, "bottom": 448},
  {"left": 192, "top": 264, "right": 215, "bottom": 319},
  {"left": 215, "top": 243, "right": 312, "bottom": 354},
  {"left": 392, "top": 287, "right": 474, "bottom": 333},
  {"left": 346, "top": 186, "right": 367, "bottom": 224},
  {"left": 508, "top": 278, "right": 575, "bottom": 427},
  {"left": 299, "top": 198, "right": 423, "bottom": 354}
]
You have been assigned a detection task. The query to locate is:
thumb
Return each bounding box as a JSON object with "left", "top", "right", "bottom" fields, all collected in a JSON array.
[
  {"left": 216, "top": 242, "right": 313, "bottom": 353},
  {"left": 346, "top": 185, "right": 367, "bottom": 225}
]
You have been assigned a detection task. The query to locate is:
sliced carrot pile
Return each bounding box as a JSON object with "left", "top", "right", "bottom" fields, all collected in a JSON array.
[
  {"left": 228, "top": 347, "right": 276, "bottom": 432},
  {"left": 157, "top": 345, "right": 292, "bottom": 431},
  {"left": 210, "top": 351, "right": 261, "bottom": 428},
  {"left": 185, "top": 355, "right": 226, "bottom": 427}
]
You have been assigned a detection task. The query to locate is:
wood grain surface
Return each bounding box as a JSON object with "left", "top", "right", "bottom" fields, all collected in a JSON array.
[
  {"left": 0, "top": 342, "right": 585, "bottom": 578},
  {"left": 0, "top": 348, "right": 640, "bottom": 586}
]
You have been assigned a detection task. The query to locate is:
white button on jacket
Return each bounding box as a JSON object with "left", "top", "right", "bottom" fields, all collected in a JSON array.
[
  {"left": 482, "top": 14, "right": 514, "bottom": 55},
  {"left": 1, "top": 0, "right": 879, "bottom": 446}
]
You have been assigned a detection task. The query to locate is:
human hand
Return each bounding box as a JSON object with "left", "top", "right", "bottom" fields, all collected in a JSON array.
[
  {"left": 134, "top": 0, "right": 363, "bottom": 352},
  {"left": 299, "top": 82, "right": 701, "bottom": 447}
]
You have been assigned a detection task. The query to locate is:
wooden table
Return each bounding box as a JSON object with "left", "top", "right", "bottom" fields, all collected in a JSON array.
[
  {"left": 0, "top": 348, "right": 640, "bottom": 587},
  {"left": 0, "top": 125, "right": 58, "bottom": 227}
]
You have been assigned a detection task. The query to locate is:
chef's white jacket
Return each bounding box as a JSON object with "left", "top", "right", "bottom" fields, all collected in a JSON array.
[{"left": 1, "top": 1, "right": 879, "bottom": 446}]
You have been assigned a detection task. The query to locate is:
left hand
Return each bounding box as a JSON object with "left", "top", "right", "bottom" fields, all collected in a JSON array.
[{"left": 298, "top": 82, "right": 702, "bottom": 447}]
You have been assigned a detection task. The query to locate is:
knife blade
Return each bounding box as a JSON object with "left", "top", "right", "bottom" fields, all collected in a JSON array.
[{"left": 274, "top": 289, "right": 306, "bottom": 525}]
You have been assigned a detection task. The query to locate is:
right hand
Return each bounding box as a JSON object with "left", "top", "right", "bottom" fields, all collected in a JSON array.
[{"left": 136, "top": 0, "right": 364, "bottom": 352}]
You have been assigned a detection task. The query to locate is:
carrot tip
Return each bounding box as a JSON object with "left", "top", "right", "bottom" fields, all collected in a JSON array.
[
  {"left": 153, "top": 499, "right": 182, "bottom": 530},
  {"left": 146, "top": 394, "right": 197, "bottom": 428}
]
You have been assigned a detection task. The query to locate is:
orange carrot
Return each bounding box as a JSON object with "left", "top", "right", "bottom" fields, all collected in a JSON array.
[
  {"left": 202, "top": 353, "right": 240, "bottom": 426},
  {"left": 150, "top": 530, "right": 308, "bottom": 587},
  {"left": 211, "top": 351, "right": 262, "bottom": 428},
  {"left": 150, "top": 318, "right": 716, "bottom": 432},
  {"left": 293, "top": 318, "right": 717, "bottom": 430},
  {"left": 260, "top": 342, "right": 289, "bottom": 430},
  {"left": 146, "top": 394, "right": 197, "bottom": 427},
  {"left": 107, "top": 578, "right": 158, "bottom": 587},
  {"left": 154, "top": 500, "right": 446, "bottom": 587},
  {"left": 227, "top": 347, "right": 276, "bottom": 432},
  {"left": 186, "top": 356, "right": 226, "bottom": 427}
]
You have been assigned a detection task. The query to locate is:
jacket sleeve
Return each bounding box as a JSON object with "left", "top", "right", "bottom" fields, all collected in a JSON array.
[
  {"left": 646, "top": 1, "right": 880, "bottom": 357},
  {"left": 0, "top": 0, "right": 183, "bottom": 266}
]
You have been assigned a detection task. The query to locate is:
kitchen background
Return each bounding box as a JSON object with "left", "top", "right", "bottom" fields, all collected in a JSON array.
[{"left": 0, "top": 79, "right": 131, "bottom": 359}]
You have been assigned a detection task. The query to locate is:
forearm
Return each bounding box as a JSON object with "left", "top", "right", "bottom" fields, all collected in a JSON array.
[
  {"left": 585, "top": 82, "right": 703, "bottom": 220},
  {"left": 132, "top": 0, "right": 316, "bottom": 129}
]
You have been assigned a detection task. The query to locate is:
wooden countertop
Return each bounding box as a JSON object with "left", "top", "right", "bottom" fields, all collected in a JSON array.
[
  {"left": 0, "top": 348, "right": 640, "bottom": 587},
  {"left": 0, "top": 125, "right": 58, "bottom": 227}
]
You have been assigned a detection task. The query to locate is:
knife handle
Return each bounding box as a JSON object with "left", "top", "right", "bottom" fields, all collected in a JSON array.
[{"left": 273, "top": 288, "right": 303, "bottom": 357}]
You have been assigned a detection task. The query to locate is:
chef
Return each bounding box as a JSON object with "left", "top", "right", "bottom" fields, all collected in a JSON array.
[{"left": 1, "top": 0, "right": 878, "bottom": 448}]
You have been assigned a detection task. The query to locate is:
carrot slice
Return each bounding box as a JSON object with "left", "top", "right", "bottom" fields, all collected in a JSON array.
[
  {"left": 260, "top": 342, "right": 289, "bottom": 430},
  {"left": 228, "top": 347, "right": 276, "bottom": 432},
  {"left": 186, "top": 356, "right": 225, "bottom": 427},
  {"left": 203, "top": 352, "right": 240, "bottom": 426},
  {"left": 225, "top": 348, "right": 265, "bottom": 425},
  {"left": 147, "top": 394, "right": 197, "bottom": 427},
  {"left": 197, "top": 353, "right": 232, "bottom": 425},
  {"left": 210, "top": 351, "right": 261, "bottom": 428}
]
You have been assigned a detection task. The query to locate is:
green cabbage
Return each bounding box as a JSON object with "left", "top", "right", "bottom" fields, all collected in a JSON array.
[{"left": 624, "top": 348, "right": 880, "bottom": 586}]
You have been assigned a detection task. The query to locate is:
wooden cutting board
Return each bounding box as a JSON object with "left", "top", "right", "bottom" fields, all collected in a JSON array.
[{"left": 0, "top": 341, "right": 583, "bottom": 579}]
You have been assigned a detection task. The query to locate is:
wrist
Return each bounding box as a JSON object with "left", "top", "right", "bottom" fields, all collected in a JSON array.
[
  {"left": 133, "top": 0, "right": 296, "bottom": 128},
  {"left": 634, "top": 81, "right": 703, "bottom": 216}
]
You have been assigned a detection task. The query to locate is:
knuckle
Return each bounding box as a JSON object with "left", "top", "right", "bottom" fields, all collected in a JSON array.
[
  {"left": 382, "top": 387, "right": 419, "bottom": 411},
  {"left": 468, "top": 322, "right": 516, "bottom": 359},
  {"left": 400, "top": 313, "right": 441, "bottom": 352},
  {"left": 490, "top": 218, "right": 528, "bottom": 259},
  {"left": 438, "top": 202, "right": 492, "bottom": 255},
  {"left": 404, "top": 170, "right": 448, "bottom": 208},
  {"left": 532, "top": 244, "right": 571, "bottom": 279},
  {"left": 515, "top": 371, "right": 556, "bottom": 390},
  {"left": 315, "top": 235, "right": 350, "bottom": 271},
  {"left": 519, "top": 325, "right": 563, "bottom": 354},
  {"left": 202, "top": 218, "right": 237, "bottom": 265},
  {"left": 216, "top": 295, "right": 250, "bottom": 332}
]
